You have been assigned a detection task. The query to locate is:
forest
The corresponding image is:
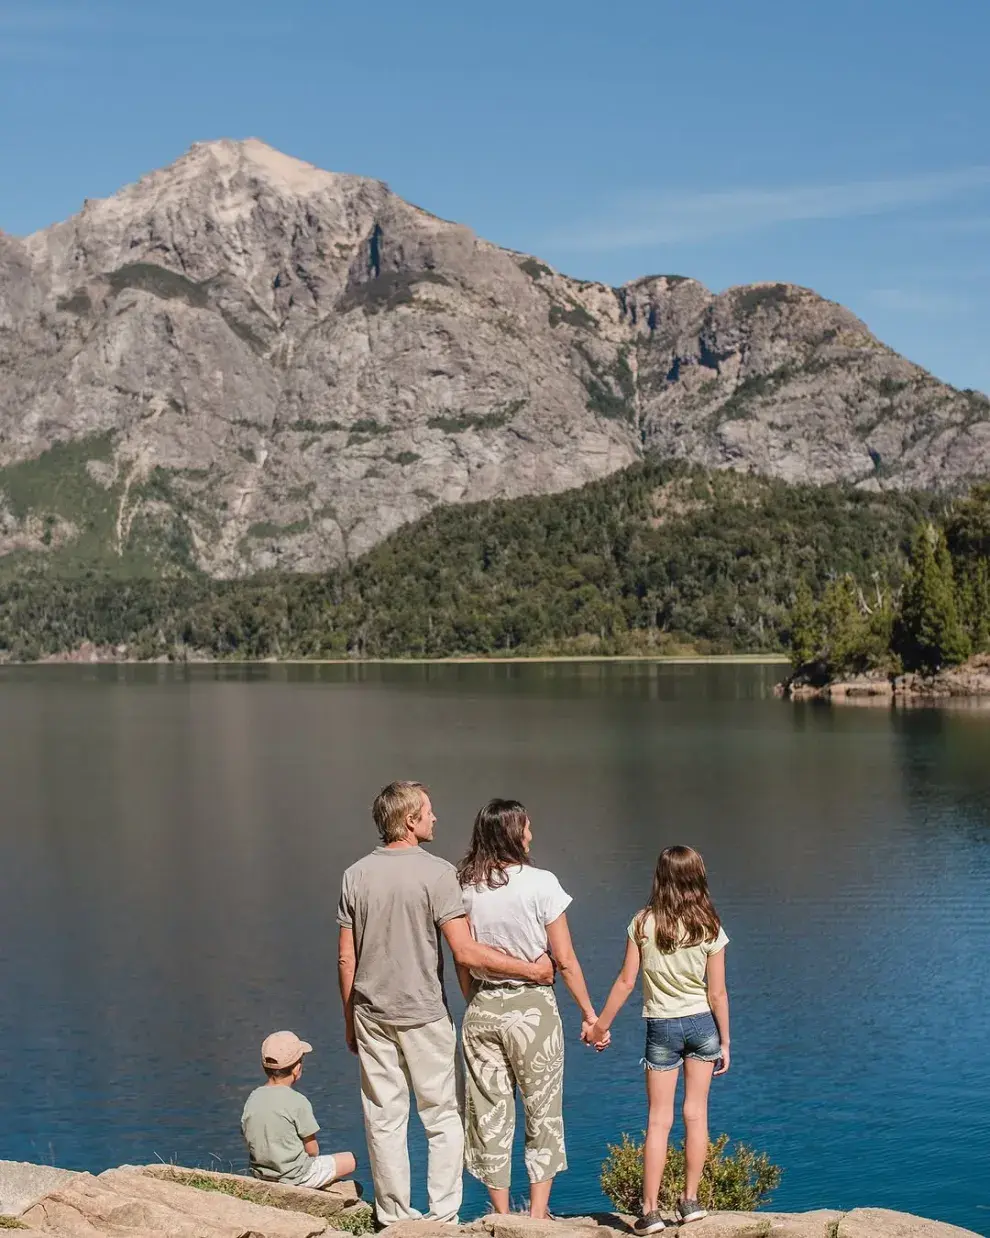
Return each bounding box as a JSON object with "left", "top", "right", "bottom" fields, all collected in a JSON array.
[{"left": 1, "top": 457, "right": 983, "bottom": 665}]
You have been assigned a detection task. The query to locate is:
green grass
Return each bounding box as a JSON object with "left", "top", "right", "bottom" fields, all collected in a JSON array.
[
  {"left": 732, "top": 283, "right": 794, "bottom": 315},
  {"left": 518, "top": 257, "right": 553, "bottom": 280},
  {"left": 290, "top": 419, "right": 344, "bottom": 433},
  {"left": 337, "top": 270, "right": 449, "bottom": 314},
  {"left": 107, "top": 263, "right": 211, "bottom": 309},
  {"left": 246, "top": 519, "right": 310, "bottom": 539},
  {"left": 0, "top": 1217, "right": 29, "bottom": 1229},
  {"left": 427, "top": 401, "right": 525, "bottom": 433},
  {"left": 149, "top": 1168, "right": 373, "bottom": 1232},
  {"left": 549, "top": 302, "right": 597, "bottom": 330}
]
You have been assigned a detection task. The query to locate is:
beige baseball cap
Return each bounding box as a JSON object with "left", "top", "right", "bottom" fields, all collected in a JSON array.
[{"left": 261, "top": 1030, "right": 313, "bottom": 1070}]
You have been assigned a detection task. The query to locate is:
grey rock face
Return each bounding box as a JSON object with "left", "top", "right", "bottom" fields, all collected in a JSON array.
[{"left": 1, "top": 139, "right": 987, "bottom": 576}]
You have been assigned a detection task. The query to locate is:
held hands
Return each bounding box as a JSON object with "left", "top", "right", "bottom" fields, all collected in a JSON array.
[
  {"left": 714, "top": 1044, "right": 730, "bottom": 1075},
  {"left": 344, "top": 1014, "right": 358, "bottom": 1056},
  {"left": 581, "top": 1018, "right": 611, "bottom": 1052}
]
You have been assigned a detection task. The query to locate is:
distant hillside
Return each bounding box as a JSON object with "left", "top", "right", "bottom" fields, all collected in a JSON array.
[
  {"left": 0, "top": 139, "right": 987, "bottom": 580},
  {"left": 0, "top": 459, "right": 941, "bottom": 661}
]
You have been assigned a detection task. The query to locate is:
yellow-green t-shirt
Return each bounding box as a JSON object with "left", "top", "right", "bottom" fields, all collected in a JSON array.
[{"left": 628, "top": 913, "right": 729, "bottom": 1018}]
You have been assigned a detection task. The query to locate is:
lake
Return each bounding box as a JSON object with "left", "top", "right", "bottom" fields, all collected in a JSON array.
[{"left": 0, "top": 662, "right": 988, "bottom": 1233}]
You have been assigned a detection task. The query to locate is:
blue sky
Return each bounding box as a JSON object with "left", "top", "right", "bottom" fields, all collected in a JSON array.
[{"left": 2, "top": 0, "right": 989, "bottom": 392}]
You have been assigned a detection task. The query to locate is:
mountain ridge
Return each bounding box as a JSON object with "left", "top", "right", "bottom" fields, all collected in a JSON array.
[{"left": 1, "top": 138, "right": 988, "bottom": 578}]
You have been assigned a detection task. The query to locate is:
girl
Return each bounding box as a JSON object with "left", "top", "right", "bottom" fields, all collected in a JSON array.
[
  {"left": 586, "top": 845, "right": 729, "bottom": 1234},
  {"left": 457, "top": 799, "right": 601, "bottom": 1219}
]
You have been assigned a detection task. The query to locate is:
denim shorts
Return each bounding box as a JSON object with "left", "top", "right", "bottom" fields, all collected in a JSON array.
[{"left": 643, "top": 1012, "right": 721, "bottom": 1072}]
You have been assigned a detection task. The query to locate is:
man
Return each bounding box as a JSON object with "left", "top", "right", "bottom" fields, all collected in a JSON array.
[{"left": 337, "top": 781, "right": 554, "bottom": 1226}]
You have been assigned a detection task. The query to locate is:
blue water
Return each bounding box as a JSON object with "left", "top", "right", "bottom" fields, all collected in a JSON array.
[{"left": 0, "top": 663, "right": 988, "bottom": 1232}]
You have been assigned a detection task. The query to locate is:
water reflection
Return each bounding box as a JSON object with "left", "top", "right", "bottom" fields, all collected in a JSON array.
[{"left": 0, "top": 664, "right": 987, "bottom": 1233}]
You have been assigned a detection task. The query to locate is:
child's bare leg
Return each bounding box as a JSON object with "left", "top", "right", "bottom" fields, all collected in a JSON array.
[
  {"left": 529, "top": 1177, "right": 553, "bottom": 1218},
  {"left": 642, "top": 1068, "right": 678, "bottom": 1212},
  {"left": 330, "top": 1151, "right": 357, "bottom": 1180},
  {"left": 681, "top": 1060, "right": 714, "bottom": 1200},
  {"left": 487, "top": 1187, "right": 510, "bottom": 1214}
]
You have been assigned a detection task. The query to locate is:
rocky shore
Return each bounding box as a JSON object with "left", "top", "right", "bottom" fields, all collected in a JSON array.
[
  {"left": 0, "top": 1160, "right": 981, "bottom": 1238},
  {"left": 776, "top": 654, "right": 990, "bottom": 705}
]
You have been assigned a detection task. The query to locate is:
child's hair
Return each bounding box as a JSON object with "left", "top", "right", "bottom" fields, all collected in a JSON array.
[
  {"left": 264, "top": 1060, "right": 301, "bottom": 1080},
  {"left": 456, "top": 799, "right": 530, "bottom": 890},
  {"left": 636, "top": 845, "right": 721, "bottom": 951}
]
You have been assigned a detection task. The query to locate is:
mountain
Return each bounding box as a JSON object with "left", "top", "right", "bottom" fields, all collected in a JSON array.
[{"left": 1, "top": 138, "right": 988, "bottom": 578}]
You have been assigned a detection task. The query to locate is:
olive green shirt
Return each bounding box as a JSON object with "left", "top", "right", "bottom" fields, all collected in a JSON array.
[{"left": 241, "top": 1084, "right": 319, "bottom": 1183}]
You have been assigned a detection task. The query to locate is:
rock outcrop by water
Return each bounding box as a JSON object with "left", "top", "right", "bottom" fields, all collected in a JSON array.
[
  {"left": 2, "top": 139, "right": 989, "bottom": 577},
  {"left": 0, "top": 1161, "right": 981, "bottom": 1238},
  {"left": 777, "top": 654, "right": 990, "bottom": 703}
]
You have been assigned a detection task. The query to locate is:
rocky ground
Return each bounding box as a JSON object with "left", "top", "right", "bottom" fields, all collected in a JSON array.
[
  {"left": 0, "top": 1161, "right": 980, "bottom": 1238},
  {"left": 776, "top": 654, "right": 990, "bottom": 704},
  {"left": 2, "top": 139, "right": 988, "bottom": 578}
]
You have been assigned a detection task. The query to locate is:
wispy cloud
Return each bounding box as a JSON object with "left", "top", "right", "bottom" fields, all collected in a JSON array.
[
  {"left": 868, "top": 288, "right": 975, "bottom": 315},
  {"left": 553, "top": 168, "right": 990, "bottom": 251}
]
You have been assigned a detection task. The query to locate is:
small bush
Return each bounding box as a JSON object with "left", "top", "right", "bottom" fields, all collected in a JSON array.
[{"left": 601, "top": 1132, "right": 782, "bottom": 1214}]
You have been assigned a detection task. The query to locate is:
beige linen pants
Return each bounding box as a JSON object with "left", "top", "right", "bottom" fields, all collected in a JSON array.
[
  {"left": 462, "top": 983, "right": 567, "bottom": 1189},
  {"left": 353, "top": 1007, "right": 464, "bottom": 1225}
]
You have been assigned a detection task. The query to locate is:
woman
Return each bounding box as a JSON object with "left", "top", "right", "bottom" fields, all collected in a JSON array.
[{"left": 457, "top": 798, "right": 602, "bottom": 1219}]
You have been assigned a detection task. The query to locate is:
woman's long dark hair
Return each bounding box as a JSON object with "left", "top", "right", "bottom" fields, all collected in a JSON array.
[
  {"left": 457, "top": 799, "right": 530, "bottom": 890},
  {"left": 635, "top": 845, "right": 721, "bottom": 951}
]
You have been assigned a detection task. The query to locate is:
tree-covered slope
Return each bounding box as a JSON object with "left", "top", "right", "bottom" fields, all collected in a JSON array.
[{"left": 0, "top": 459, "right": 941, "bottom": 660}]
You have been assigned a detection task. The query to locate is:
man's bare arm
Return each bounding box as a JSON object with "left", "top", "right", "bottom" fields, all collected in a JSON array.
[
  {"left": 441, "top": 916, "right": 554, "bottom": 985},
  {"left": 337, "top": 925, "right": 357, "bottom": 1054}
]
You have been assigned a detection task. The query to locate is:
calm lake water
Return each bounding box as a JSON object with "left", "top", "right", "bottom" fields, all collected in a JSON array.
[{"left": 0, "top": 663, "right": 988, "bottom": 1232}]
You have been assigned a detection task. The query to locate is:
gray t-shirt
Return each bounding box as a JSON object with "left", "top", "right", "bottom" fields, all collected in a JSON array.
[
  {"left": 337, "top": 846, "right": 466, "bottom": 1027},
  {"left": 241, "top": 1084, "right": 319, "bottom": 1184}
]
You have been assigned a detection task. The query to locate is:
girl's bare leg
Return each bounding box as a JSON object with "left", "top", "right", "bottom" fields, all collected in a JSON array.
[
  {"left": 487, "top": 1187, "right": 510, "bottom": 1214},
  {"left": 681, "top": 1058, "right": 715, "bottom": 1200},
  {"left": 642, "top": 1067, "right": 679, "bottom": 1213},
  {"left": 529, "top": 1178, "right": 553, "bottom": 1218}
]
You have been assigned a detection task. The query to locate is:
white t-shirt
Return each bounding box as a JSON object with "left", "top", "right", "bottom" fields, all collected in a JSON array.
[{"left": 461, "top": 864, "right": 572, "bottom": 982}]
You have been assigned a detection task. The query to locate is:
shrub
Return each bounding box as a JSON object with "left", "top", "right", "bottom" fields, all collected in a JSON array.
[{"left": 600, "top": 1132, "right": 782, "bottom": 1214}]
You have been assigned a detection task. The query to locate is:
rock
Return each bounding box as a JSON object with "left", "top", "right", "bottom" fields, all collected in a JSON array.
[
  {"left": 0, "top": 1159, "right": 83, "bottom": 1216},
  {"left": 137, "top": 1163, "right": 365, "bottom": 1217},
  {"left": 839, "top": 1207, "right": 979, "bottom": 1238},
  {"left": 481, "top": 1216, "right": 610, "bottom": 1238},
  {"left": 1, "top": 139, "right": 988, "bottom": 579},
  {"left": 22, "top": 1167, "right": 330, "bottom": 1236},
  {"left": 380, "top": 1223, "right": 470, "bottom": 1238}
]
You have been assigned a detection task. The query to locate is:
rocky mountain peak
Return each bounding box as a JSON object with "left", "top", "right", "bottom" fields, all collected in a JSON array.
[{"left": 1, "top": 143, "right": 988, "bottom": 579}]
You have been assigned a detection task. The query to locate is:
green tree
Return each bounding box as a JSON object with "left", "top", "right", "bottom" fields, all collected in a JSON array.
[
  {"left": 896, "top": 524, "right": 970, "bottom": 672},
  {"left": 787, "top": 580, "right": 819, "bottom": 670},
  {"left": 956, "top": 558, "right": 990, "bottom": 653}
]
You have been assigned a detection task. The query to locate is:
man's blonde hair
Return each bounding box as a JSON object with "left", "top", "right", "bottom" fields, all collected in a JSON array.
[{"left": 373, "top": 781, "right": 428, "bottom": 844}]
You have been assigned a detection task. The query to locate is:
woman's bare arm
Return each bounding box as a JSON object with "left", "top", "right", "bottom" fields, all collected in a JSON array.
[{"left": 546, "top": 913, "right": 596, "bottom": 1032}]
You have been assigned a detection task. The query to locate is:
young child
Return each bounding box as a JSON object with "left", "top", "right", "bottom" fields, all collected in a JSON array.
[
  {"left": 241, "top": 1030, "right": 356, "bottom": 1190},
  {"left": 586, "top": 846, "right": 729, "bottom": 1234}
]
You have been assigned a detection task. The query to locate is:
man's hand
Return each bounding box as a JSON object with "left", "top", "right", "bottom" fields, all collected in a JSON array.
[
  {"left": 529, "top": 952, "right": 554, "bottom": 986},
  {"left": 345, "top": 1012, "right": 358, "bottom": 1056}
]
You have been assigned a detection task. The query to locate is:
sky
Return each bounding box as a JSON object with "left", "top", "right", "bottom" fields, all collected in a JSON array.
[{"left": 2, "top": 0, "right": 989, "bottom": 392}]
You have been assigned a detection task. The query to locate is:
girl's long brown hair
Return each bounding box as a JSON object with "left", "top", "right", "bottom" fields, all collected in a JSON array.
[
  {"left": 636, "top": 845, "right": 721, "bottom": 951},
  {"left": 457, "top": 799, "right": 530, "bottom": 889}
]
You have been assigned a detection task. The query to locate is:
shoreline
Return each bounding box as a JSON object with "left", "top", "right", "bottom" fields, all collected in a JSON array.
[
  {"left": 775, "top": 654, "right": 990, "bottom": 705},
  {"left": 6, "top": 653, "right": 792, "bottom": 669}
]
